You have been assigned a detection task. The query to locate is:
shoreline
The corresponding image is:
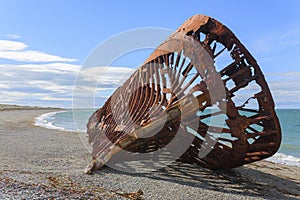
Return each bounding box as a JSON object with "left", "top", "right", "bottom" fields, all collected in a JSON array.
[
  {"left": 0, "top": 108, "right": 299, "bottom": 199},
  {"left": 36, "top": 109, "right": 300, "bottom": 168}
]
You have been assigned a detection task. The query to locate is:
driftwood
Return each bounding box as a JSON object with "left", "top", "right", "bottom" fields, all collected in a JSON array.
[{"left": 85, "top": 15, "right": 281, "bottom": 174}]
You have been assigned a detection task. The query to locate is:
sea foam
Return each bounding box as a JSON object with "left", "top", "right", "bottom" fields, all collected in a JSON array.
[
  {"left": 34, "top": 110, "right": 86, "bottom": 132},
  {"left": 34, "top": 110, "right": 300, "bottom": 167},
  {"left": 35, "top": 111, "right": 68, "bottom": 131},
  {"left": 266, "top": 152, "right": 300, "bottom": 167}
]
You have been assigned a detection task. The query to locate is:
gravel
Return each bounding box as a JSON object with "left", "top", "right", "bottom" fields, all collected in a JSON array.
[{"left": 0, "top": 109, "right": 299, "bottom": 200}]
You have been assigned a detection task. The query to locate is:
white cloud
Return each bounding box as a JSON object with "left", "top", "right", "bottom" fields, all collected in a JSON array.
[
  {"left": 74, "top": 66, "right": 135, "bottom": 97},
  {"left": 0, "top": 63, "right": 80, "bottom": 74},
  {"left": 27, "top": 80, "right": 74, "bottom": 93},
  {"left": 73, "top": 66, "right": 136, "bottom": 108},
  {"left": 6, "top": 34, "right": 20, "bottom": 39},
  {"left": 0, "top": 83, "right": 10, "bottom": 89},
  {"left": 78, "top": 66, "right": 135, "bottom": 84},
  {"left": 0, "top": 40, "right": 27, "bottom": 51},
  {"left": 250, "top": 26, "right": 300, "bottom": 54},
  {"left": 0, "top": 39, "right": 139, "bottom": 107},
  {"left": 0, "top": 62, "right": 136, "bottom": 108},
  {"left": 0, "top": 39, "right": 76, "bottom": 62},
  {"left": 219, "top": 72, "right": 300, "bottom": 109},
  {"left": 1, "top": 51, "right": 298, "bottom": 109},
  {"left": 40, "top": 96, "right": 73, "bottom": 101},
  {"left": 0, "top": 38, "right": 80, "bottom": 107},
  {"left": 0, "top": 50, "right": 76, "bottom": 62},
  {"left": 266, "top": 72, "right": 300, "bottom": 108}
]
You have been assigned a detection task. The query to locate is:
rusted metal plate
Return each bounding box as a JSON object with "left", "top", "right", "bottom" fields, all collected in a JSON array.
[{"left": 85, "top": 15, "right": 281, "bottom": 174}]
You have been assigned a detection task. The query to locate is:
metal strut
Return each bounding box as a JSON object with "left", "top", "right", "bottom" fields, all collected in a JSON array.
[{"left": 85, "top": 15, "right": 281, "bottom": 174}]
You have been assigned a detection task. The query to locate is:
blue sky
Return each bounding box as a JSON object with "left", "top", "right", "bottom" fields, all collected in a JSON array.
[{"left": 0, "top": 1, "right": 300, "bottom": 108}]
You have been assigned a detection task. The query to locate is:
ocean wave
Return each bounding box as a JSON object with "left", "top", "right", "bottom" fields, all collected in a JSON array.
[
  {"left": 35, "top": 111, "right": 68, "bottom": 131},
  {"left": 266, "top": 153, "right": 300, "bottom": 167},
  {"left": 34, "top": 111, "right": 86, "bottom": 132},
  {"left": 35, "top": 112, "right": 300, "bottom": 167}
]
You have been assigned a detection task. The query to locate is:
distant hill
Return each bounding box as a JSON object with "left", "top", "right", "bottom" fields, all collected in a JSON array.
[{"left": 0, "top": 104, "right": 62, "bottom": 111}]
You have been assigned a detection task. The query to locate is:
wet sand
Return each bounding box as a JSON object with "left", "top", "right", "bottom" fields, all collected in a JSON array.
[{"left": 0, "top": 108, "right": 299, "bottom": 199}]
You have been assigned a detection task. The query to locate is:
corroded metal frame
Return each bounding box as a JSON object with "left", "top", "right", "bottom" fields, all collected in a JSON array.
[{"left": 85, "top": 15, "right": 281, "bottom": 174}]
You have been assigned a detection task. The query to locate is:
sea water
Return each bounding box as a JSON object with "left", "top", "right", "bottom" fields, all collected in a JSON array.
[
  {"left": 35, "top": 109, "right": 94, "bottom": 132},
  {"left": 35, "top": 109, "right": 300, "bottom": 167}
]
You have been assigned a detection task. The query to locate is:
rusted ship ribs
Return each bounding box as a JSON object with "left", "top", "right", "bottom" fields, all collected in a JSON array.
[{"left": 85, "top": 15, "right": 281, "bottom": 174}]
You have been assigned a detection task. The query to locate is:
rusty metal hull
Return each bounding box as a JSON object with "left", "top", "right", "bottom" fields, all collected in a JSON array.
[{"left": 85, "top": 15, "right": 281, "bottom": 173}]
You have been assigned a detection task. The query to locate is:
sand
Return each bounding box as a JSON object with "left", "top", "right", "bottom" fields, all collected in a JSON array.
[{"left": 0, "top": 108, "right": 299, "bottom": 199}]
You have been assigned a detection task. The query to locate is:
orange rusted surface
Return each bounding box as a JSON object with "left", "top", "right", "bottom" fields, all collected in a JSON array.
[{"left": 85, "top": 15, "right": 281, "bottom": 174}]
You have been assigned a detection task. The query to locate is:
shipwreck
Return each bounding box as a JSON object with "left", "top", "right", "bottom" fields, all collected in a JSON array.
[{"left": 85, "top": 15, "right": 281, "bottom": 174}]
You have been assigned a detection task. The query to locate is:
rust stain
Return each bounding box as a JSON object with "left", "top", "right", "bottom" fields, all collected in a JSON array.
[{"left": 85, "top": 15, "right": 281, "bottom": 174}]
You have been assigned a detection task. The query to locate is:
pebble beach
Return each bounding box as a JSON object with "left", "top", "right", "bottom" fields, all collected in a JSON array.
[{"left": 0, "top": 106, "right": 299, "bottom": 199}]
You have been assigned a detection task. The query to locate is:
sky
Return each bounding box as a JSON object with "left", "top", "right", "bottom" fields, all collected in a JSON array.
[{"left": 0, "top": 0, "right": 300, "bottom": 108}]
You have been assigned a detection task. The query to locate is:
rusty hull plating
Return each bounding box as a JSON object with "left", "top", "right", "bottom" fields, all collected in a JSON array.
[{"left": 85, "top": 15, "right": 281, "bottom": 174}]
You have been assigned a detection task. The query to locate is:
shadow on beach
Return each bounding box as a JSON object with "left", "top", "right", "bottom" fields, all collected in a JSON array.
[
  {"left": 96, "top": 161, "right": 300, "bottom": 199},
  {"left": 0, "top": 109, "right": 299, "bottom": 199}
]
